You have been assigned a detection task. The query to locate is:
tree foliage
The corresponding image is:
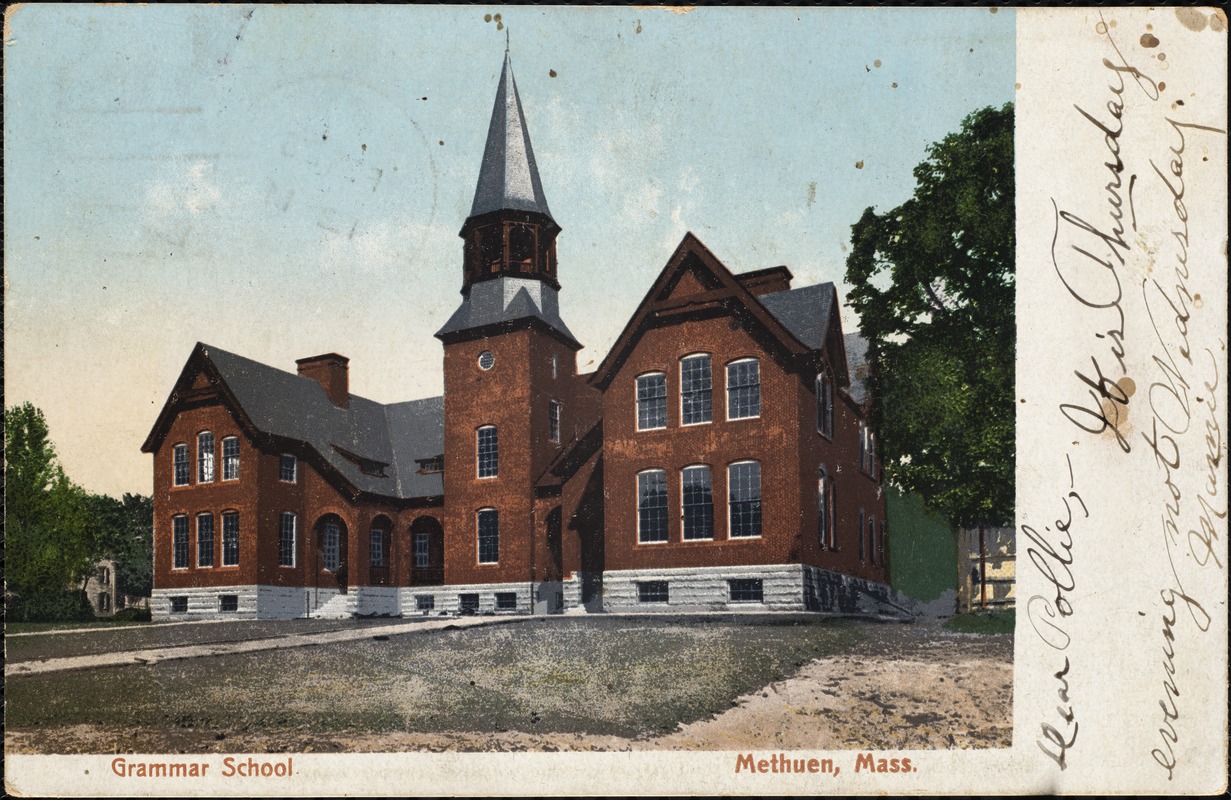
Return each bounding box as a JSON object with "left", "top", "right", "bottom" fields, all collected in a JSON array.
[
  {"left": 4, "top": 403, "right": 153, "bottom": 619},
  {"left": 844, "top": 103, "right": 1014, "bottom": 528}
]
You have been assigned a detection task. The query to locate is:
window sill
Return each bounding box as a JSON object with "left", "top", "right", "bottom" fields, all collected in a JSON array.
[
  {"left": 635, "top": 539, "right": 669, "bottom": 545},
  {"left": 726, "top": 415, "right": 761, "bottom": 423},
  {"left": 681, "top": 537, "right": 715, "bottom": 543},
  {"left": 680, "top": 420, "right": 713, "bottom": 428},
  {"left": 635, "top": 425, "right": 668, "bottom": 433}
]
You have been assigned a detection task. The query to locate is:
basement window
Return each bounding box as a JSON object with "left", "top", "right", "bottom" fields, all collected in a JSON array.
[
  {"left": 170, "top": 596, "right": 188, "bottom": 614},
  {"left": 459, "top": 594, "right": 480, "bottom": 615},
  {"left": 219, "top": 594, "right": 239, "bottom": 613},
  {"left": 495, "top": 592, "right": 517, "bottom": 611},
  {"left": 637, "top": 581, "right": 669, "bottom": 604},
  {"left": 416, "top": 595, "right": 435, "bottom": 612},
  {"left": 728, "top": 579, "right": 764, "bottom": 603}
]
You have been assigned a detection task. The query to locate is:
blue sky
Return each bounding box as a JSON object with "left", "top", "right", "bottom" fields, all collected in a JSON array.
[{"left": 4, "top": 5, "right": 1015, "bottom": 496}]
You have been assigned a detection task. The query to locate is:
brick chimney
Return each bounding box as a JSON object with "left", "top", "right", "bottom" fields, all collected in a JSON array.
[
  {"left": 296, "top": 353, "right": 350, "bottom": 408},
  {"left": 736, "top": 266, "right": 793, "bottom": 297}
]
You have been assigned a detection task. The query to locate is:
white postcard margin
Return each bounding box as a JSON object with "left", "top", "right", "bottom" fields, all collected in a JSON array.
[{"left": 4, "top": 6, "right": 1228, "bottom": 797}]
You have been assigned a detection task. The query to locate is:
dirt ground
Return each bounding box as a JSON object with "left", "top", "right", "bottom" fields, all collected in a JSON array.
[{"left": 5, "top": 619, "right": 1011, "bottom": 753}]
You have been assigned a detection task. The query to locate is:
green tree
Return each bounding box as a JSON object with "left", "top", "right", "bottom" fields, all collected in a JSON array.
[
  {"left": 4, "top": 403, "right": 95, "bottom": 616},
  {"left": 844, "top": 103, "right": 1014, "bottom": 528},
  {"left": 88, "top": 491, "right": 154, "bottom": 597}
]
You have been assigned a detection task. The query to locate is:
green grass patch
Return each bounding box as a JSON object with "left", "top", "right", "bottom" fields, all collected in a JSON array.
[
  {"left": 6, "top": 616, "right": 861, "bottom": 740},
  {"left": 943, "top": 611, "right": 1015, "bottom": 634}
]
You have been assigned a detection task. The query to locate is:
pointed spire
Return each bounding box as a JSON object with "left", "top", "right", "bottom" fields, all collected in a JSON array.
[{"left": 469, "top": 52, "right": 553, "bottom": 220}]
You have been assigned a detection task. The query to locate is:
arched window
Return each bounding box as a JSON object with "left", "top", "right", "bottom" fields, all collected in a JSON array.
[
  {"left": 681, "top": 465, "right": 714, "bottom": 540},
  {"left": 197, "top": 431, "right": 215, "bottom": 482},
  {"left": 221, "top": 512, "right": 240, "bottom": 566},
  {"left": 637, "top": 469, "right": 668, "bottom": 543},
  {"left": 369, "top": 525, "right": 387, "bottom": 568},
  {"left": 636, "top": 372, "right": 667, "bottom": 431},
  {"left": 726, "top": 358, "right": 761, "bottom": 420},
  {"left": 818, "top": 469, "right": 835, "bottom": 550},
  {"left": 196, "top": 513, "right": 215, "bottom": 568},
  {"left": 222, "top": 436, "right": 240, "bottom": 481},
  {"left": 477, "top": 426, "right": 498, "bottom": 478},
  {"left": 816, "top": 373, "right": 834, "bottom": 438},
  {"left": 172, "top": 516, "right": 189, "bottom": 569},
  {"left": 728, "top": 461, "right": 762, "bottom": 538},
  {"left": 279, "top": 512, "right": 296, "bottom": 567},
  {"left": 173, "top": 443, "right": 189, "bottom": 486},
  {"left": 680, "top": 354, "right": 713, "bottom": 425}
]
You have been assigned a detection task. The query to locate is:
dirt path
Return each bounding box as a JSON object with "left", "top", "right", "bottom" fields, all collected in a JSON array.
[{"left": 6, "top": 621, "right": 1011, "bottom": 753}]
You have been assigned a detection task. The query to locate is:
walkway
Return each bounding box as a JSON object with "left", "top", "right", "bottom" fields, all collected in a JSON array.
[{"left": 5, "top": 615, "right": 526, "bottom": 677}]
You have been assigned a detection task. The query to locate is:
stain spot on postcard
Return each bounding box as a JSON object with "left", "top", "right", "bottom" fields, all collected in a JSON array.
[
  {"left": 806, "top": 181, "right": 816, "bottom": 207},
  {"left": 635, "top": 20, "right": 642, "bottom": 34},
  {"left": 549, "top": 69, "right": 557, "bottom": 78},
  {"left": 1174, "top": 7, "right": 1210, "bottom": 32},
  {"left": 1140, "top": 33, "right": 1160, "bottom": 48},
  {"left": 873, "top": 59, "right": 881, "bottom": 68},
  {"left": 855, "top": 160, "right": 864, "bottom": 169}
]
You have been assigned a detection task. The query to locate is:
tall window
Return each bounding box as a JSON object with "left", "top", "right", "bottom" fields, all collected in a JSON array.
[
  {"left": 680, "top": 354, "right": 713, "bottom": 425},
  {"left": 477, "top": 426, "right": 498, "bottom": 478},
  {"left": 818, "top": 469, "right": 835, "bottom": 550},
  {"left": 859, "top": 423, "right": 877, "bottom": 476},
  {"left": 636, "top": 373, "right": 667, "bottom": 430},
  {"left": 817, "top": 373, "right": 834, "bottom": 438},
  {"left": 868, "top": 515, "right": 878, "bottom": 565},
  {"left": 279, "top": 454, "right": 297, "bottom": 483},
  {"left": 222, "top": 512, "right": 239, "bottom": 566},
  {"left": 477, "top": 508, "right": 499, "bottom": 564},
  {"left": 369, "top": 526, "right": 386, "bottom": 568},
  {"left": 173, "top": 444, "right": 189, "bottom": 486},
  {"left": 196, "top": 513, "right": 215, "bottom": 568},
  {"left": 279, "top": 512, "right": 296, "bottom": 567},
  {"left": 637, "top": 469, "right": 669, "bottom": 543},
  {"left": 681, "top": 465, "right": 714, "bottom": 540},
  {"left": 197, "top": 431, "right": 215, "bottom": 482},
  {"left": 172, "top": 515, "right": 189, "bottom": 569},
  {"left": 323, "top": 521, "right": 340, "bottom": 571},
  {"left": 857, "top": 508, "right": 866, "bottom": 562},
  {"left": 726, "top": 359, "right": 761, "bottom": 420},
  {"left": 414, "top": 532, "right": 430, "bottom": 568},
  {"left": 549, "top": 400, "right": 561, "bottom": 443},
  {"left": 728, "top": 461, "right": 762, "bottom": 538},
  {"left": 222, "top": 436, "right": 240, "bottom": 480}
]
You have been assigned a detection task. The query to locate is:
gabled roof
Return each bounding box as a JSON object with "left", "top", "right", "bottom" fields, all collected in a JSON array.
[
  {"left": 435, "top": 277, "right": 581, "bottom": 349},
  {"left": 142, "top": 343, "right": 443, "bottom": 502},
  {"left": 589, "top": 233, "right": 822, "bottom": 390},
  {"left": 469, "top": 52, "right": 553, "bottom": 220}
]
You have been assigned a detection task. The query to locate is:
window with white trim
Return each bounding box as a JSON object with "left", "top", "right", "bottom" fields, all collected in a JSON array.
[
  {"left": 637, "top": 469, "right": 668, "bottom": 543},
  {"left": 416, "top": 595, "right": 435, "bottom": 612},
  {"left": 728, "top": 461, "right": 762, "bottom": 538},
  {"left": 322, "top": 520, "right": 340, "bottom": 571},
  {"left": 477, "top": 508, "right": 499, "bottom": 564},
  {"left": 549, "top": 400, "right": 561, "bottom": 443},
  {"left": 726, "top": 358, "right": 761, "bottom": 420},
  {"left": 817, "top": 373, "right": 834, "bottom": 438},
  {"left": 279, "top": 512, "right": 296, "bottom": 567},
  {"left": 172, "top": 515, "right": 189, "bottom": 569},
  {"left": 859, "top": 423, "right": 877, "bottom": 476},
  {"left": 681, "top": 465, "right": 714, "bottom": 540},
  {"left": 370, "top": 526, "right": 387, "bottom": 567},
  {"left": 680, "top": 354, "right": 713, "bottom": 425},
  {"left": 414, "top": 531, "right": 430, "bottom": 568},
  {"left": 173, "top": 444, "right": 190, "bottom": 486},
  {"left": 196, "top": 513, "right": 214, "bottom": 568},
  {"left": 197, "top": 431, "right": 215, "bottom": 482},
  {"left": 636, "top": 372, "right": 667, "bottom": 430},
  {"left": 222, "top": 512, "right": 240, "bottom": 566},
  {"left": 279, "top": 454, "right": 297, "bottom": 483},
  {"left": 477, "top": 426, "right": 498, "bottom": 478},
  {"left": 818, "top": 469, "right": 835, "bottom": 550},
  {"left": 222, "top": 436, "right": 240, "bottom": 480}
]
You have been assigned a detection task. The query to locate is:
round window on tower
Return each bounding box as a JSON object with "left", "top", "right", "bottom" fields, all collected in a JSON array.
[{"left": 478, "top": 350, "right": 495, "bottom": 371}]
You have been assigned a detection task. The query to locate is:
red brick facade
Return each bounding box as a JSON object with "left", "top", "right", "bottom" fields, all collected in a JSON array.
[{"left": 142, "top": 56, "right": 887, "bottom": 618}]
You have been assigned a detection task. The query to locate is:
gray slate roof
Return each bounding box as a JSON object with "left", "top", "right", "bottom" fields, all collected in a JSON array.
[
  {"left": 204, "top": 345, "right": 443, "bottom": 500},
  {"left": 758, "top": 282, "right": 835, "bottom": 350},
  {"left": 470, "top": 52, "right": 553, "bottom": 219},
  {"left": 436, "top": 277, "right": 580, "bottom": 347}
]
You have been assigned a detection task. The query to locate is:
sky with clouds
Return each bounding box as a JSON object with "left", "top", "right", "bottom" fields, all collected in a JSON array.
[{"left": 4, "top": 5, "right": 1015, "bottom": 497}]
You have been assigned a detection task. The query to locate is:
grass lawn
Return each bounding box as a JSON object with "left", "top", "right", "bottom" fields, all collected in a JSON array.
[
  {"left": 942, "top": 611, "right": 1015, "bottom": 634},
  {"left": 6, "top": 616, "right": 861, "bottom": 740}
]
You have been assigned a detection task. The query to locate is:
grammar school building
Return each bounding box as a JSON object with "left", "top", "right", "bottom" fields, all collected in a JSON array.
[{"left": 142, "top": 54, "right": 889, "bottom": 620}]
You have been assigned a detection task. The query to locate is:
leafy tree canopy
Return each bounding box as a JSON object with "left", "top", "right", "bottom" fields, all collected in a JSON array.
[{"left": 844, "top": 103, "right": 1014, "bottom": 528}]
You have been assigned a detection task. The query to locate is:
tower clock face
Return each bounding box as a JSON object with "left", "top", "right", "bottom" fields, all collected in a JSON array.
[{"left": 477, "top": 350, "right": 495, "bottom": 371}]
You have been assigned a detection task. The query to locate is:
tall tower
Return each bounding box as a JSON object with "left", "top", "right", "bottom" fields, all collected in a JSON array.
[{"left": 435, "top": 52, "right": 582, "bottom": 607}]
